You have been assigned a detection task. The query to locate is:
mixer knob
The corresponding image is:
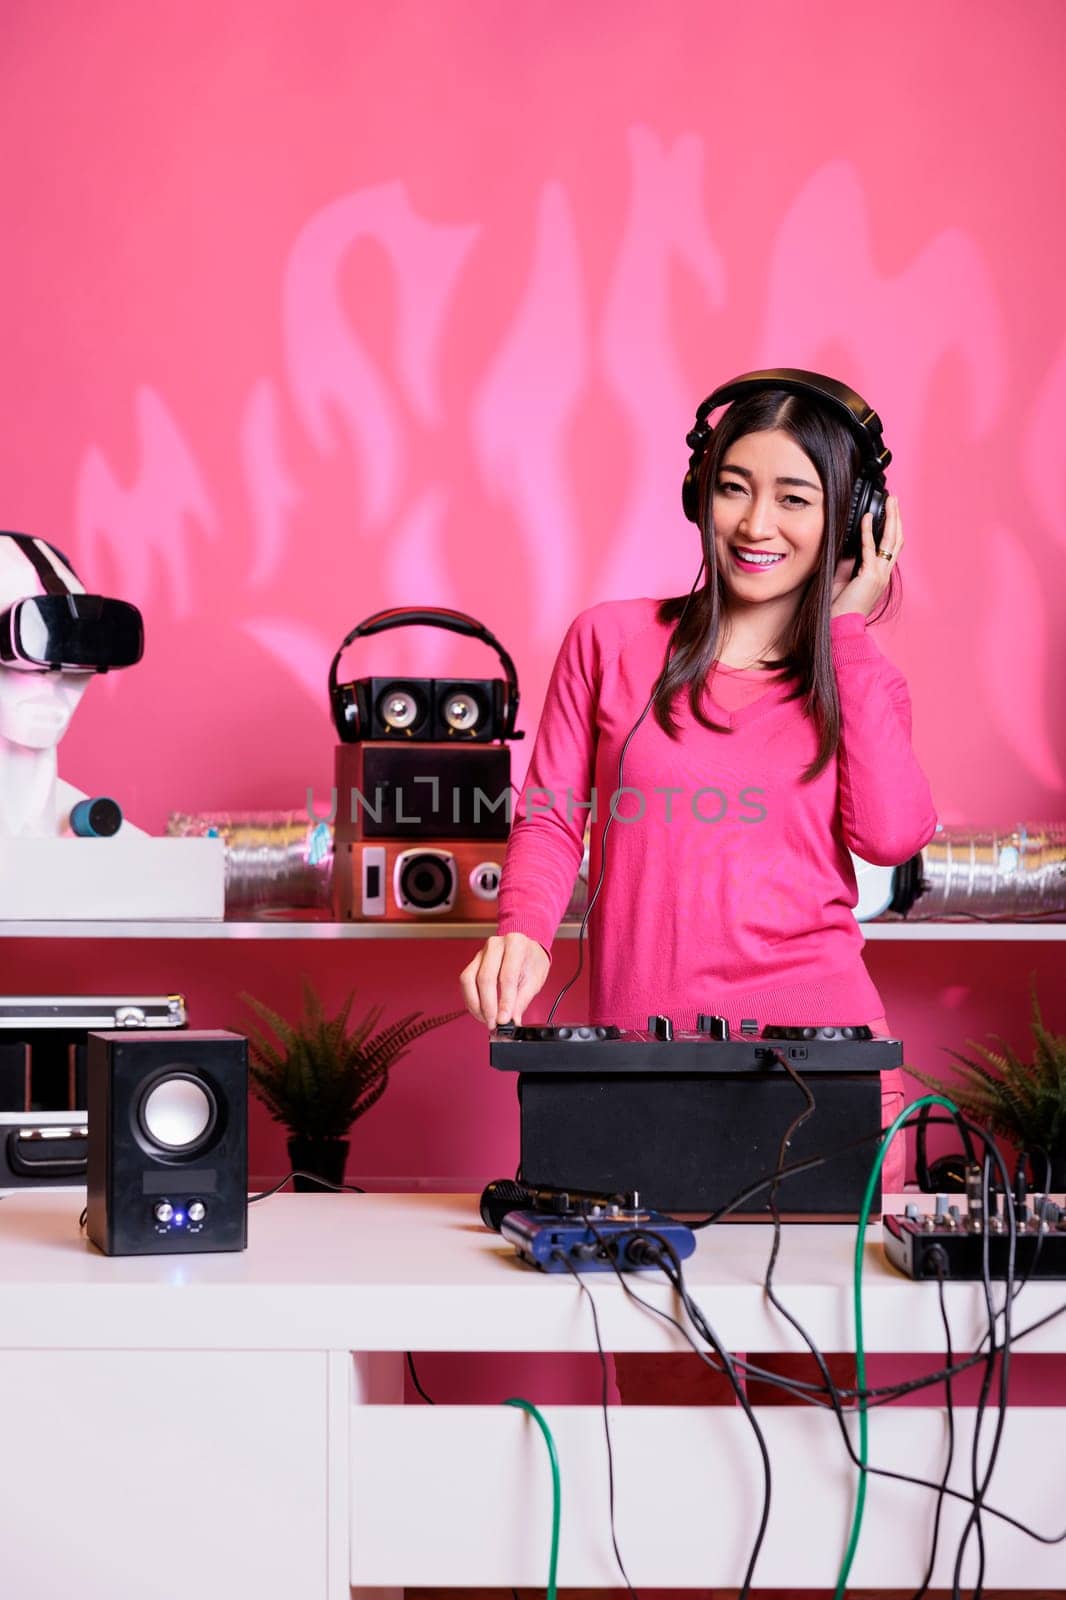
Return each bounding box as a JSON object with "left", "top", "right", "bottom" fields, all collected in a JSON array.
[
  {"left": 697, "top": 1014, "right": 730, "bottom": 1039},
  {"left": 647, "top": 1014, "right": 674, "bottom": 1041}
]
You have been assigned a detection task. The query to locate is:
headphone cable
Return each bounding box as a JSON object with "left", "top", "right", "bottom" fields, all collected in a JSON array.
[{"left": 546, "top": 560, "right": 705, "bottom": 1023}]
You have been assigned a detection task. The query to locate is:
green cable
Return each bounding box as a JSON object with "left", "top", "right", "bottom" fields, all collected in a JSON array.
[
  {"left": 504, "top": 1396, "right": 561, "bottom": 1600},
  {"left": 834, "top": 1092, "right": 960, "bottom": 1599}
]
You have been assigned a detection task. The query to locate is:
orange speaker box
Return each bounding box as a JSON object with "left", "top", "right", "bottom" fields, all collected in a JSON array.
[{"left": 332, "top": 837, "right": 504, "bottom": 922}]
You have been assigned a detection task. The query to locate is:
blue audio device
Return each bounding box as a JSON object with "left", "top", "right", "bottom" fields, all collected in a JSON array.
[{"left": 500, "top": 1206, "right": 696, "bottom": 1272}]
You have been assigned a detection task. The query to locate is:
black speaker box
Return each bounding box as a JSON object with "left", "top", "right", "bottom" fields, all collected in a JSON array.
[
  {"left": 86, "top": 1030, "right": 248, "bottom": 1256},
  {"left": 517, "top": 1071, "right": 882, "bottom": 1215},
  {"left": 334, "top": 741, "right": 511, "bottom": 842}
]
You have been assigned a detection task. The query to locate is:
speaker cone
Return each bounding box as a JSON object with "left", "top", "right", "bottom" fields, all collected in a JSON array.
[
  {"left": 138, "top": 1073, "right": 217, "bottom": 1153},
  {"left": 440, "top": 689, "right": 482, "bottom": 733},
  {"left": 376, "top": 684, "right": 423, "bottom": 731},
  {"left": 396, "top": 850, "right": 456, "bottom": 911}
]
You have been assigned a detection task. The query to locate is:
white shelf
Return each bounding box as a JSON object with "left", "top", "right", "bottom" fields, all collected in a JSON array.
[
  {"left": 860, "top": 919, "right": 1066, "bottom": 941},
  {"left": 0, "top": 918, "right": 1063, "bottom": 941}
]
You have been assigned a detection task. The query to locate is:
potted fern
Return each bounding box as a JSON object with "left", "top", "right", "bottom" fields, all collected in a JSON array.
[
  {"left": 907, "top": 978, "right": 1066, "bottom": 1187},
  {"left": 241, "top": 977, "right": 463, "bottom": 1190}
]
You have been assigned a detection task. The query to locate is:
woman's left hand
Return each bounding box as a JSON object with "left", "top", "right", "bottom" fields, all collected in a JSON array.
[{"left": 830, "top": 494, "right": 903, "bottom": 618}]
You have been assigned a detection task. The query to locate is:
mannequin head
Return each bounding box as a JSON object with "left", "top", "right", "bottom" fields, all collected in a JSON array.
[{"left": 0, "top": 539, "right": 92, "bottom": 750}]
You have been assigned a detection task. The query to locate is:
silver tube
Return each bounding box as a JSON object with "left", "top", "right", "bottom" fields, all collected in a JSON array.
[
  {"left": 909, "top": 822, "right": 1066, "bottom": 919},
  {"left": 166, "top": 813, "right": 333, "bottom": 912}
]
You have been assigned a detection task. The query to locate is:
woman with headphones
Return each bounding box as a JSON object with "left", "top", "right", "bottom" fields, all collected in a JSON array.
[
  {"left": 471, "top": 375, "right": 935, "bottom": 1188},
  {"left": 460, "top": 371, "right": 936, "bottom": 1430},
  {"left": 461, "top": 371, "right": 935, "bottom": 1199},
  {"left": 460, "top": 369, "right": 937, "bottom": 1442}
]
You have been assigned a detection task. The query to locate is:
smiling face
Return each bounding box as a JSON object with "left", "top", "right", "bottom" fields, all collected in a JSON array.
[{"left": 712, "top": 428, "right": 827, "bottom": 615}]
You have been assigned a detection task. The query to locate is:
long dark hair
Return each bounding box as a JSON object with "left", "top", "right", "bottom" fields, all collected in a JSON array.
[{"left": 654, "top": 388, "right": 900, "bottom": 782}]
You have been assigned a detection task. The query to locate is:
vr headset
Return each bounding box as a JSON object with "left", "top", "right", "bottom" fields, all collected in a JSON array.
[{"left": 0, "top": 533, "right": 144, "bottom": 673}]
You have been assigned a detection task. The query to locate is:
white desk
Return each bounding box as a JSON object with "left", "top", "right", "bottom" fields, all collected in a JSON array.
[{"left": 1, "top": 1191, "right": 1064, "bottom": 1596}]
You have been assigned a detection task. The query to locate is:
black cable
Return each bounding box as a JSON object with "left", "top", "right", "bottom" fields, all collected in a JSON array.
[
  {"left": 687, "top": 1119, "right": 893, "bottom": 1228},
  {"left": 546, "top": 561, "right": 705, "bottom": 1025},
  {"left": 953, "top": 1147, "right": 1019, "bottom": 1600},
  {"left": 688, "top": 1107, "right": 976, "bottom": 1229},
  {"left": 760, "top": 1052, "right": 860, "bottom": 1424},
  {"left": 597, "top": 1107, "right": 1050, "bottom": 1415},
  {"left": 247, "top": 1171, "right": 366, "bottom": 1202},
  {"left": 910, "top": 1262, "right": 956, "bottom": 1600},
  {"left": 863, "top": 1112, "right": 1047, "bottom": 1399},
  {"left": 1003, "top": 1148, "right": 1053, "bottom": 1305},
  {"left": 961, "top": 1155, "right": 995, "bottom": 1599},
  {"left": 815, "top": 1128, "right": 1031, "bottom": 1589},
  {"left": 585, "top": 1216, "right": 1066, "bottom": 1550},
  {"left": 405, "top": 1350, "right": 435, "bottom": 1405},
  {"left": 761, "top": 1053, "right": 844, "bottom": 1409},
  {"left": 591, "top": 1247, "right": 792, "bottom": 1594},
  {"left": 753, "top": 1052, "right": 869, "bottom": 1491},
  {"left": 681, "top": 1105, "right": 1066, "bottom": 1561},
  {"left": 672, "top": 1111, "right": 1058, "bottom": 1416},
  {"left": 916, "top": 1098, "right": 978, "bottom": 1187},
  {"left": 581, "top": 1216, "right": 773, "bottom": 1597},
  {"left": 644, "top": 1241, "right": 774, "bottom": 1600},
  {"left": 555, "top": 1247, "right": 639, "bottom": 1599},
  {"left": 963, "top": 1152, "right": 997, "bottom": 1598}
]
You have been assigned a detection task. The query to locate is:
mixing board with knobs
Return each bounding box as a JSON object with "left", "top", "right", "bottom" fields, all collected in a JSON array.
[{"left": 883, "top": 1169, "right": 1066, "bottom": 1279}]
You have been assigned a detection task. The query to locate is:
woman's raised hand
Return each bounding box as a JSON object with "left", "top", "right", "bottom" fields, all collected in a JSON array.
[
  {"left": 459, "top": 932, "right": 551, "bottom": 1028},
  {"left": 831, "top": 494, "right": 904, "bottom": 618}
]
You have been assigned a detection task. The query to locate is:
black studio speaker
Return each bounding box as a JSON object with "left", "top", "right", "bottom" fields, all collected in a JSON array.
[
  {"left": 333, "top": 741, "right": 511, "bottom": 842},
  {"left": 86, "top": 1030, "right": 248, "bottom": 1256}
]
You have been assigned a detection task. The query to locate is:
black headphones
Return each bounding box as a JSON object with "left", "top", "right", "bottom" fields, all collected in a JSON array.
[
  {"left": 328, "top": 605, "right": 521, "bottom": 742},
  {"left": 681, "top": 368, "right": 893, "bottom": 561}
]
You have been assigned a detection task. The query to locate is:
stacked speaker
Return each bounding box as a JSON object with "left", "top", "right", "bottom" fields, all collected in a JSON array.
[{"left": 328, "top": 607, "right": 521, "bottom": 922}]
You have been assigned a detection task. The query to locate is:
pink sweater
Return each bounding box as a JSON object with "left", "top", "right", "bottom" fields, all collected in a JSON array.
[{"left": 496, "top": 600, "right": 938, "bottom": 1032}]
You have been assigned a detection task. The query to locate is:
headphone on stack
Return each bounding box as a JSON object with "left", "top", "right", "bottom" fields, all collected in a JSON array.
[
  {"left": 680, "top": 368, "right": 893, "bottom": 561},
  {"left": 328, "top": 605, "right": 521, "bottom": 743}
]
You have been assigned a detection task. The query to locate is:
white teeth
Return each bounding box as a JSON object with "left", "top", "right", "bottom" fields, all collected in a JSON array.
[{"left": 734, "top": 549, "right": 784, "bottom": 565}]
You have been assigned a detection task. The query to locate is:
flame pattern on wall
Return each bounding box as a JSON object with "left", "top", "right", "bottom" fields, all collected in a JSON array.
[{"left": 0, "top": 1, "right": 1061, "bottom": 837}]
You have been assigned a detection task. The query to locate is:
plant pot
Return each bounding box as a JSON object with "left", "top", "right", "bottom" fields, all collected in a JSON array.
[{"left": 287, "top": 1136, "right": 351, "bottom": 1193}]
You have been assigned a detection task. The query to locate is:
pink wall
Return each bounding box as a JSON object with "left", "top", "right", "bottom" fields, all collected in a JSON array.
[{"left": 1, "top": 0, "right": 1064, "bottom": 1187}]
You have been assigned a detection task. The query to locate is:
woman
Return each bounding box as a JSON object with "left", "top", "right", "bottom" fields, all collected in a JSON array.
[
  {"left": 461, "top": 371, "right": 936, "bottom": 1207},
  {"left": 461, "top": 371, "right": 936, "bottom": 1459}
]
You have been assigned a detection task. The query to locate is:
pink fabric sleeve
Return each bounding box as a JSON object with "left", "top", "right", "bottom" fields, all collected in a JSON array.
[
  {"left": 830, "top": 612, "right": 938, "bottom": 865},
  {"left": 495, "top": 610, "right": 599, "bottom": 954}
]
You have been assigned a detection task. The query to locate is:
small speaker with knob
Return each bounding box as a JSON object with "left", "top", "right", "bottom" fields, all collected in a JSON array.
[{"left": 86, "top": 1030, "right": 248, "bottom": 1256}]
